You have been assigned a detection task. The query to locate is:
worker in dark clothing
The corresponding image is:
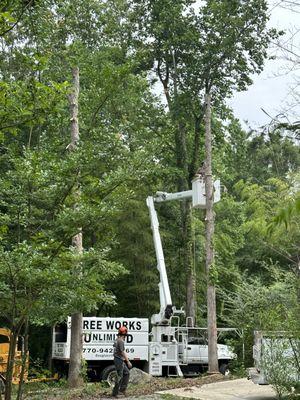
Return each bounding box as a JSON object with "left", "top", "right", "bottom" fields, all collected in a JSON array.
[{"left": 112, "top": 326, "right": 132, "bottom": 398}]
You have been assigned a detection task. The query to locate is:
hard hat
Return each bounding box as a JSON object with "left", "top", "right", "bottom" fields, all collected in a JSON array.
[{"left": 118, "top": 326, "right": 128, "bottom": 335}]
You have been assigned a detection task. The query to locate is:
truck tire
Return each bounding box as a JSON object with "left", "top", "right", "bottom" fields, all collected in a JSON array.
[
  {"left": 101, "top": 365, "right": 118, "bottom": 387},
  {"left": 219, "top": 363, "right": 230, "bottom": 376}
]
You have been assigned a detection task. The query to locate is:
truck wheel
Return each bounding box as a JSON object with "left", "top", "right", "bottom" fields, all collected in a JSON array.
[
  {"left": 219, "top": 363, "right": 230, "bottom": 376},
  {"left": 101, "top": 365, "right": 118, "bottom": 387}
]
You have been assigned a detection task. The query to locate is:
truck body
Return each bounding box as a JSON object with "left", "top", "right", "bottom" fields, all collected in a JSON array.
[
  {"left": 52, "top": 317, "right": 149, "bottom": 380},
  {"left": 52, "top": 317, "right": 235, "bottom": 380},
  {"left": 248, "top": 331, "right": 300, "bottom": 385}
]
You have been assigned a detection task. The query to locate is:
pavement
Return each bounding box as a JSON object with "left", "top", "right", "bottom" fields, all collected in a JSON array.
[{"left": 157, "top": 378, "right": 277, "bottom": 400}]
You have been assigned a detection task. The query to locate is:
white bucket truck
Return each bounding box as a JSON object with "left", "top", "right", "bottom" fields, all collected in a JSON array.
[{"left": 52, "top": 177, "right": 236, "bottom": 381}]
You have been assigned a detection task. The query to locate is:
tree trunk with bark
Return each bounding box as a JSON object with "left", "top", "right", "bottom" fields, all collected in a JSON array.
[
  {"left": 204, "top": 92, "right": 219, "bottom": 373},
  {"left": 67, "top": 66, "right": 84, "bottom": 389},
  {"left": 4, "top": 331, "right": 17, "bottom": 400},
  {"left": 68, "top": 312, "right": 83, "bottom": 388},
  {"left": 4, "top": 320, "right": 24, "bottom": 400}
]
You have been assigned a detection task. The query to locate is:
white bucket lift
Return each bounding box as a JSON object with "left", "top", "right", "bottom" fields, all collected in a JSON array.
[{"left": 192, "top": 177, "right": 221, "bottom": 208}]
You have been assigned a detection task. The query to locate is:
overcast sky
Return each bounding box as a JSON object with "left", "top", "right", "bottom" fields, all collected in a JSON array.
[{"left": 228, "top": 1, "right": 300, "bottom": 128}]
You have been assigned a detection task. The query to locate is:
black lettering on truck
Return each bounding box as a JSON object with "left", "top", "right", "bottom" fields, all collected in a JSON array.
[
  {"left": 126, "top": 334, "right": 133, "bottom": 343},
  {"left": 97, "top": 321, "right": 102, "bottom": 329},
  {"left": 90, "top": 321, "right": 95, "bottom": 329},
  {"left": 84, "top": 333, "right": 91, "bottom": 343},
  {"left": 83, "top": 320, "right": 89, "bottom": 329},
  {"left": 106, "top": 320, "right": 114, "bottom": 330}
]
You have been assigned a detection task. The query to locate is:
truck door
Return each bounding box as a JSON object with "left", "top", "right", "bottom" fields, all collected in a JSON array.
[
  {"left": 198, "top": 331, "right": 208, "bottom": 363},
  {"left": 186, "top": 330, "right": 208, "bottom": 364},
  {"left": 186, "top": 336, "right": 201, "bottom": 364}
]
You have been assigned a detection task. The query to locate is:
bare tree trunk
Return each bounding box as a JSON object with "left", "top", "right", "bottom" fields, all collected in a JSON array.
[
  {"left": 68, "top": 312, "right": 83, "bottom": 388},
  {"left": 67, "top": 66, "right": 84, "bottom": 389},
  {"left": 204, "top": 92, "right": 219, "bottom": 373}
]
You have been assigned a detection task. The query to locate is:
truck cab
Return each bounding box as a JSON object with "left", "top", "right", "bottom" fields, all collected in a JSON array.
[
  {"left": 184, "top": 328, "right": 235, "bottom": 375},
  {"left": 148, "top": 322, "right": 236, "bottom": 377}
]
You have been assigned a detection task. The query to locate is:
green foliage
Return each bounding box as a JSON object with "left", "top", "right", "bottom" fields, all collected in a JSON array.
[
  {"left": 28, "top": 359, "right": 52, "bottom": 379},
  {"left": 270, "top": 185, "right": 300, "bottom": 230},
  {"left": 0, "top": 0, "right": 166, "bottom": 371},
  {"left": 0, "top": 0, "right": 299, "bottom": 385},
  {"left": 220, "top": 270, "right": 299, "bottom": 368},
  {"left": 222, "top": 273, "right": 299, "bottom": 332},
  {"left": 196, "top": 0, "right": 280, "bottom": 96},
  {"left": 110, "top": 196, "right": 159, "bottom": 318},
  {"left": 262, "top": 337, "right": 300, "bottom": 399}
]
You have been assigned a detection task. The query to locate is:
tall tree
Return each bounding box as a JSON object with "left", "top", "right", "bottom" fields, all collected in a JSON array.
[
  {"left": 184, "top": 0, "right": 279, "bottom": 372},
  {"left": 67, "top": 66, "right": 84, "bottom": 388},
  {"left": 204, "top": 92, "right": 218, "bottom": 372}
]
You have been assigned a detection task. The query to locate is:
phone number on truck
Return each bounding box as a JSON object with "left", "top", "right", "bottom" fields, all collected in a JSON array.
[{"left": 83, "top": 347, "right": 135, "bottom": 354}]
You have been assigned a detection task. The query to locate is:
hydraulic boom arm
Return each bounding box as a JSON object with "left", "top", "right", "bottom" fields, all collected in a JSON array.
[
  {"left": 146, "top": 196, "right": 173, "bottom": 325},
  {"left": 147, "top": 178, "right": 221, "bottom": 326}
]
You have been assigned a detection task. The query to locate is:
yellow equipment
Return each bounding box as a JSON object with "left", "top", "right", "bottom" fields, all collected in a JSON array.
[
  {"left": 0, "top": 328, "right": 28, "bottom": 386},
  {"left": 0, "top": 327, "right": 58, "bottom": 395}
]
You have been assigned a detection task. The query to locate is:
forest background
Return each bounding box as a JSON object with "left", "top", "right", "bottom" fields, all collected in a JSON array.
[{"left": 0, "top": 0, "right": 299, "bottom": 376}]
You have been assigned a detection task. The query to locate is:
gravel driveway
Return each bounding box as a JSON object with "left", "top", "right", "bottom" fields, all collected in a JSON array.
[{"left": 156, "top": 378, "right": 277, "bottom": 400}]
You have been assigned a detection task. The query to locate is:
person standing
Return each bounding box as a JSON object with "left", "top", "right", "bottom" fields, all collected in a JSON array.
[{"left": 112, "top": 326, "right": 132, "bottom": 398}]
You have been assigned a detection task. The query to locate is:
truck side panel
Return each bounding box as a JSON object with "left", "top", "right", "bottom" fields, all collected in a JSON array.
[{"left": 52, "top": 317, "right": 149, "bottom": 362}]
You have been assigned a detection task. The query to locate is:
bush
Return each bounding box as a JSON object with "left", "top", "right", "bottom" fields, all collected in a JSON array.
[{"left": 262, "top": 337, "right": 300, "bottom": 399}]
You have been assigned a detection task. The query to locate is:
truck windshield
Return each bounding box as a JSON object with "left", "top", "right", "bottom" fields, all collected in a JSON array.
[{"left": 187, "top": 329, "right": 208, "bottom": 345}]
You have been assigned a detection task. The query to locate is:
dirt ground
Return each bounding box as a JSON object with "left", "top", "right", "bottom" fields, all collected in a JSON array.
[{"left": 23, "top": 373, "right": 227, "bottom": 400}]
